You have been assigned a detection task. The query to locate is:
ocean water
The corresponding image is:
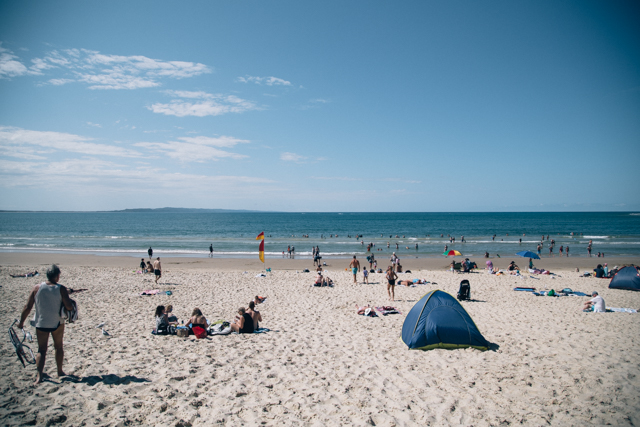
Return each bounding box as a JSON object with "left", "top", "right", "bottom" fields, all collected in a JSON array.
[{"left": 1, "top": 212, "right": 639, "bottom": 259}]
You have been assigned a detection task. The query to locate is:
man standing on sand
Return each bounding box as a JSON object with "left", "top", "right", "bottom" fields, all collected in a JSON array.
[
  {"left": 18, "top": 264, "right": 74, "bottom": 385},
  {"left": 349, "top": 256, "right": 360, "bottom": 283},
  {"left": 209, "top": 244, "right": 213, "bottom": 257},
  {"left": 148, "top": 247, "right": 153, "bottom": 259},
  {"left": 153, "top": 257, "right": 162, "bottom": 284}
]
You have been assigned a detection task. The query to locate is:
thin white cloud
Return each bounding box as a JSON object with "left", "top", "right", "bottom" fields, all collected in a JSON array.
[
  {"left": 0, "top": 126, "right": 141, "bottom": 158},
  {"left": 86, "top": 122, "right": 102, "bottom": 128},
  {"left": 0, "top": 44, "right": 37, "bottom": 78},
  {"left": 47, "top": 78, "right": 74, "bottom": 86},
  {"left": 0, "top": 158, "right": 273, "bottom": 190},
  {"left": 280, "top": 152, "right": 306, "bottom": 162},
  {"left": 135, "top": 135, "right": 250, "bottom": 162},
  {"left": 148, "top": 91, "right": 258, "bottom": 117},
  {"left": 237, "top": 75, "right": 292, "bottom": 86},
  {"left": 310, "top": 98, "right": 329, "bottom": 103},
  {"left": 0, "top": 46, "right": 211, "bottom": 89}
]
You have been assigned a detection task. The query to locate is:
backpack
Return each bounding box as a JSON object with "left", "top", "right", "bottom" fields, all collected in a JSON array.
[{"left": 457, "top": 280, "right": 471, "bottom": 301}]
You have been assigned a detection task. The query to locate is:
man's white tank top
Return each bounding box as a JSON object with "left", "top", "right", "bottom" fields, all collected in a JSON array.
[{"left": 34, "top": 283, "right": 62, "bottom": 329}]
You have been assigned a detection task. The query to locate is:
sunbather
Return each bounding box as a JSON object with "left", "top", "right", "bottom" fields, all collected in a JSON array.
[
  {"left": 186, "top": 308, "right": 208, "bottom": 336},
  {"left": 230, "top": 307, "right": 254, "bottom": 334},
  {"left": 583, "top": 292, "right": 605, "bottom": 312},
  {"left": 355, "top": 304, "right": 375, "bottom": 316},
  {"left": 254, "top": 295, "right": 266, "bottom": 305},
  {"left": 10, "top": 270, "right": 38, "bottom": 278},
  {"left": 247, "top": 301, "right": 262, "bottom": 330}
]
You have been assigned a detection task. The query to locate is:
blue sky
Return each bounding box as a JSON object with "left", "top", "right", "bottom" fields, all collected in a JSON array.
[{"left": 0, "top": 1, "right": 638, "bottom": 212}]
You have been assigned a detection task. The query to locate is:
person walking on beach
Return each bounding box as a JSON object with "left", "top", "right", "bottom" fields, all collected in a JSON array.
[
  {"left": 18, "top": 264, "right": 74, "bottom": 385},
  {"left": 587, "top": 242, "right": 592, "bottom": 257},
  {"left": 209, "top": 244, "right": 213, "bottom": 257},
  {"left": 369, "top": 254, "right": 375, "bottom": 269},
  {"left": 559, "top": 246, "right": 563, "bottom": 257},
  {"left": 566, "top": 245, "right": 570, "bottom": 257},
  {"left": 148, "top": 247, "right": 153, "bottom": 259},
  {"left": 386, "top": 266, "right": 398, "bottom": 301},
  {"left": 153, "top": 257, "right": 162, "bottom": 284},
  {"left": 349, "top": 256, "right": 360, "bottom": 283}
]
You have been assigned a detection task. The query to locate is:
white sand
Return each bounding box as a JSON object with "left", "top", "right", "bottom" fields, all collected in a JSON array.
[{"left": 1, "top": 262, "right": 639, "bottom": 426}]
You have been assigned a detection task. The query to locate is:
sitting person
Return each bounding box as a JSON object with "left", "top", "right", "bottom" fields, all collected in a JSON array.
[
  {"left": 486, "top": 260, "right": 494, "bottom": 273},
  {"left": 10, "top": 270, "right": 38, "bottom": 278},
  {"left": 593, "top": 264, "right": 605, "bottom": 278},
  {"left": 507, "top": 261, "right": 519, "bottom": 271},
  {"left": 146, "top": 261, "right": 154, "bottom": 273},
  {"left": 155, "top": 305, "right": 175, "bottom": 335},
  {"left": 247, "top": 301, "right": 262, "bottom": 330},
  {"left": 166, "top": 304, "right": 178, "bottom": 323},
  {"left": 583, "top": 291, "right": 605, "bottom": 312},
  {"left": 324, "top": 276, "right": 334, "bottom": 286},
  {"left": 314, "top": 273, "right": 324, "bottom": 286},
  {"left": 316, "top": 265, "right": 323, "bottom": 272},
  {"left": 484, "top": 252, "right": 489, "bottom": 258},
  {"left": 186, "top": 308, "right": 208, "bottom": 337},
  {"left": 230, "top": 307, "right": 254, "bottom": 334},
  {"left": 254, "top": 295, "right": 266, "bottom": 304}
]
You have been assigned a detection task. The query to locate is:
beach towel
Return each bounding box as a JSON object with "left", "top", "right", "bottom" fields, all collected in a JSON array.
[
  {"left": 606, "top": 307, "right": 638, "bottom": 313},
  {"left": 255, "top": 273, "right": 266, "bottom": 278},
  {"left": 375, "top": 306, "right": 401, "bottom": 315},
  {"left": 60, "top": 299, "right": 78, "bottom": 323},
  {"left": 254, "top": 328, "right": 271, "bottom": 333},
  {"left": 209, "top": 322, "right": 232, "bottom": 335},
  {"left": 140, "top": 289, "right": 161, "bottom": 295}
]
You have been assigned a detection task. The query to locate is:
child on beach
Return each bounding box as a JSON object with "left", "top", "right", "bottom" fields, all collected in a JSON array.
[
  {"left": 450, "top": 260, "right": 455, "bottom": 272},
  {"left": 363, "top": 268, "right": 369, "bottom": 284}
]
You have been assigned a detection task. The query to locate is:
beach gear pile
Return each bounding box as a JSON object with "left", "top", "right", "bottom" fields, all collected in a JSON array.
[{"left": 402, "top": 290, "right": 490, "bottom": 351}]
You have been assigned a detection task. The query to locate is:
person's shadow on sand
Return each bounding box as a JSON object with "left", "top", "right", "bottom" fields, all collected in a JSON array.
[{"left": 61, "top": 374, "right": 150, "bottom": 386}]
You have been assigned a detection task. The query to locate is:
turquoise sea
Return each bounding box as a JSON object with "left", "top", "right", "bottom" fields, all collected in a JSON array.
[{"left": 1, "top": 212, "right": 639, "bottom": 259}]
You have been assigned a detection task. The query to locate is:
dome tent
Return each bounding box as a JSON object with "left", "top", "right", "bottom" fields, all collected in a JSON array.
[
  {"left": 401, "top": 290, "right": 490, "bottom": 351},
  {"left": 609, "top": 266, "right": 640, "bottom": 291}
]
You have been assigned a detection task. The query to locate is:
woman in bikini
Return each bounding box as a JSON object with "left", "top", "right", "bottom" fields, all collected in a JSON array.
[
  {"left": 386, "top": 266, "right": 398, "bottom": 301},
  {"left": 230, "top": 307, "right": 254, "bottom": 334},
  {"left": 186, "top": 308, "right": 208, "bottom": 336}
]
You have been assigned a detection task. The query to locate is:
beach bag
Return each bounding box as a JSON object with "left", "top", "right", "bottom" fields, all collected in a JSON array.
[
  {"left": 192, "top": 326, "right": 207, "bottom": 339},
  {"left": 457, "top": 280, "right": 470, "bottom": 301}
]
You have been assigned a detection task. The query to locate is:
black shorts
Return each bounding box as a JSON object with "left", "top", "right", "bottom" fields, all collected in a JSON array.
[
  {"left": 37, "top": 322, "right": 60, "bottom": 333},
  {"left": 154, "top": 269, "right": 161, "bottom": 276},
  {"left": 388, "top": 280, "right": 395, "bottom": 286}
]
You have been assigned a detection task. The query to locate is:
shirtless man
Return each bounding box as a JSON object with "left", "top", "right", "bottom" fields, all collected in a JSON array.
[
  {"left": 247, "top": 301, "right": 262, "bottom": 330},
  {"left": 153, "top": 257, "right": 162, "bottom": 284},
  {"left": 349, "top": 256, "right": 360, "bottom": 283}
]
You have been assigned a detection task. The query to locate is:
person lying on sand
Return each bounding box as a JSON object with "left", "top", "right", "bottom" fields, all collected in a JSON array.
[
  {"left": 10, "top": 270, "right": 39, "bottom": 278},
  {"left": 230, "top": 307, "right": 254, "bottom": 334},
  {"left": 247, "top": 301, "right": 262, "bottom": 330},
  {"left": 355, "top": 304, "right": 375, "bottom": 316},
  {"left": 254, "top": 295, "right": 266, "bottom": 305},
  {"left": 397, "top": 279, "right": 428, "bottom": 286}
]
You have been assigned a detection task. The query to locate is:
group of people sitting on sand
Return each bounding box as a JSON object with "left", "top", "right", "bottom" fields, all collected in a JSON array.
[{"left": 154, "top": 296, "right": 265, "bottom": 337}]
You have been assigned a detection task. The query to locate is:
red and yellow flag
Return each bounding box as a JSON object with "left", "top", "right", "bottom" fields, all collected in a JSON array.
[
  {"left": 256, "top": 232, "right": 264, "bottom": 240},
  {"left": 258, "top": 239, "right": 265, "bottom": 263}
]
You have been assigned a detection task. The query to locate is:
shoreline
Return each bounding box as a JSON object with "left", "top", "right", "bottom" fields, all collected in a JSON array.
[{"left": 1, "top": 252, "right": 638, "bottom": 271}]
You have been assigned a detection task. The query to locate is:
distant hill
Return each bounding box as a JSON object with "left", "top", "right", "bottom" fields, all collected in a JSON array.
[
  {"left": 0, "top": 207, "right": 269, "bottom": 213},
  {"left": 111, "top": 207, "right": 267, "bottom": 213}
]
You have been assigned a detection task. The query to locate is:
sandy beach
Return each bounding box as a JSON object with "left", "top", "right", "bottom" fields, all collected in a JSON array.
[{"left": 1, "top": 254, "right": 639, "bottom": 426}]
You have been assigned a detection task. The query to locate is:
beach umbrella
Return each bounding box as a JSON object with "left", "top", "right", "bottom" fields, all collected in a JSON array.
[
  {"left": 515, "top": 250, "right": 540, "bottom": 260},
  {"left": 443, "top": 250, "right": 462, "bottom": 256}
]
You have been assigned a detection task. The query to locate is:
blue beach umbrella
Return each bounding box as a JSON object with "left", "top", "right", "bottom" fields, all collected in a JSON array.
[{"left": 516, "top": 250, "right": 540, "bottom": 260}]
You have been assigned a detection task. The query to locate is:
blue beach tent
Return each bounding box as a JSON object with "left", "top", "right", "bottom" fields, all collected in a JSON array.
[
  {"left": 609, "top": 266, "right": 640, "bottom": 291},
  {"left": 401, "top": 290, "right": 490, "bottom": 351}
]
